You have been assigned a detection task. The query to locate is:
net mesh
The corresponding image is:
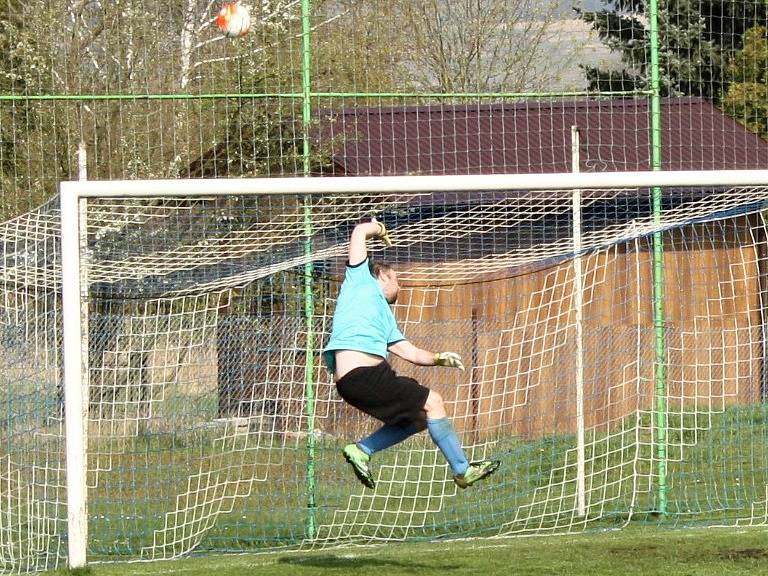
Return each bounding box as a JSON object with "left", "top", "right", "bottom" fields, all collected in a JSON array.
[{"left": 3, "top": 0, "right": 768, "bottom": 571}]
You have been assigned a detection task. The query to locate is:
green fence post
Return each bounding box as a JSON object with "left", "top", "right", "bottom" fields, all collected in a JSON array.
[
  {"left": 649, "top": 0, "right": 668, "bottom": 516},
  {"left": 301, "top": 0, "right": 317, "bottom": 540}
]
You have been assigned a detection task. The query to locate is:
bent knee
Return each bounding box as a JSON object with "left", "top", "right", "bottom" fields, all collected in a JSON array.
[{"left": 423, "top": 390, "right": 446, "bottom": 418}]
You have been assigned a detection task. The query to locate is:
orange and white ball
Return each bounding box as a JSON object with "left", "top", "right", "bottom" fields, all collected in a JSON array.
[{"left": 216, "top": 2, "right": 251, "bottom": 38}]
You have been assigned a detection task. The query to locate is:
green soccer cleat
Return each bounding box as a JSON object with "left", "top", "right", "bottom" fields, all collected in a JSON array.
[
  {"left": 454, "top": 460, "right": 501, "bottom": 489},
  {"left": 342, "top": 443, "right": 376, "bottom": 489}
]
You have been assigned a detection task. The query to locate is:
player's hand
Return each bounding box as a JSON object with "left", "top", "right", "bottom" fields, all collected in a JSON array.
[
  {"left": 371, "top": 217, "right": 392, "bottom": 247},
  {"left": 434, "top": 352, "right": 465, "bottom": 371}
]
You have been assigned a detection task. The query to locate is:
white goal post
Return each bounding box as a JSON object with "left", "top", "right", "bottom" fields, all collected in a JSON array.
[
  {"left": 61, "top": 169, "right": 768, "bottom": 199},
  {"left": 59, "top": 169, "right": 768, "bottom": 568}
]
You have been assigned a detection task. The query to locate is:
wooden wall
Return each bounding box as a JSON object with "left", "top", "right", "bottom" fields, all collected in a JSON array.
[{"left": 378, "top": 217, "right": 766, "bottom": 440}]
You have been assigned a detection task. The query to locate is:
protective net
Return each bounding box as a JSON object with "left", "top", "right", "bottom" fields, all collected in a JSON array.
[
  {"left": 3, "top": 176, "right": 768, "bottom": 570},
  {"left": 3, "top": 0, "right": 768, "bottom": 572}
]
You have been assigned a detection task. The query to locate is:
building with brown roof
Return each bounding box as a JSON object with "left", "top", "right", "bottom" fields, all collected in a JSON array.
[
  {"left": 315, "top": 97, "right": 768, "bottom": 176},
  {"left": 305, "top": 97, "right": 768, "bottom": 439},
  {"left": 221, "top": 98, "right": 768, "bottom": 435}
]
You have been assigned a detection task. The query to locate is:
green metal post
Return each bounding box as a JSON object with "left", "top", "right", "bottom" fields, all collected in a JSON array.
[
  {"left": 0, "top": 89, "right": 645, "bottom": 102},
  {"left": 649, "top": 0, "right": 667, "bottom": 515},
  {"left": 301, "top": 0, "right": 317, "bottom": 539}
]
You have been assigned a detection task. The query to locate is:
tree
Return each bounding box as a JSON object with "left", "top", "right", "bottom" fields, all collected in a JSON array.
[
  {"left": 698, "top": 1, "right": 768, "bottom": 53},
  {"left": 721, "top": 25, "right": 768, "bottom": 137},
  {"left": 577, "top": 0, "right": 728, "bottom": 101},
  {"left": 310, "top": 0, "right": 411, "bottom": 95},
  {"left": 0, "top": 0, "right": 311, "bottom": 214},
  {"left": 393, "top": 0, "right": 580, "bottom": 93},
  {"left": 0, "top": 0, "right": 63, "bottom": 219},
  {"left": 310, "top": 0, "right": 576, "bottom": 95}
]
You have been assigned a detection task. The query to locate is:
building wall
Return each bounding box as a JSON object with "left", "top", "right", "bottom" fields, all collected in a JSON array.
[{"left": 381, "top": 216, "right": 765, "bottom": 440}]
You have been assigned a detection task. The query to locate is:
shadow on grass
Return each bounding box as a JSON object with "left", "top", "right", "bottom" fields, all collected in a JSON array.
[
  {"left": 718, "top": 548, "right": 768, "bottom": 561},
  {"left": 279, "top": 554, "right": 455, "bottom": 570}
]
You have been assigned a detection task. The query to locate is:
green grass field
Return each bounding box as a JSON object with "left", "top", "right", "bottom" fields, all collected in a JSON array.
[
  {"left": 5, "top": 402, "right": 767, "bottom": 573},
  {"left": 47, "top": 526, "right": 768, "bottom": 576},
  {"left": 76, "top": 402, "right": 767, "bottom": 560}
]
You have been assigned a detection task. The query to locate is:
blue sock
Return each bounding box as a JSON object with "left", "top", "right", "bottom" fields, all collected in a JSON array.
[
  {"left": 358, "top": 422, "right": 421, "bottom": 456},
  {"left": 427, "top": 418, "right": 469, "bottom": 476}
]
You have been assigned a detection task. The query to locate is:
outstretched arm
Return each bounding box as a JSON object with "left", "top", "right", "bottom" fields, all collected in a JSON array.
[
  {"left": 349, "top": 218, "right": 392, "bottom": 266},
  {"left": 388, "top": 340, "right": 465, "bottom": 371}
]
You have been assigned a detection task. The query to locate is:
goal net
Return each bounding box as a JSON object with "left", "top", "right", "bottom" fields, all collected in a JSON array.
[{"left": 2, "top": 171, "right": 768, "bottom": 570}]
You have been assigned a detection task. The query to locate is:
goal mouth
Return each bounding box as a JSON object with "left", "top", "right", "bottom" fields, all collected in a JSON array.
[{"left": 5, "top": 170, "right": 768, "bottom": 567}]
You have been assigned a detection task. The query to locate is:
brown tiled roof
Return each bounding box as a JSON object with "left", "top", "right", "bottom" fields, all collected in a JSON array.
[{"left": 315, "top": 97, "right": 768, "bottom": 176}]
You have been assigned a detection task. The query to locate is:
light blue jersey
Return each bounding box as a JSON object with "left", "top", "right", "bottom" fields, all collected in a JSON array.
[{"left": 322, "top": 259, "right": 405, "bottom": 373}]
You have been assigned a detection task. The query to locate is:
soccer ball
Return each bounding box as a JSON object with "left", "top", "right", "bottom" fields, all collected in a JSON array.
[{"left": 216, "top": 2, "right": 251, "bottom": 38}]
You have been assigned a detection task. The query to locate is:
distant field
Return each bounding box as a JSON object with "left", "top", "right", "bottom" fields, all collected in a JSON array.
[{"left": 47, "top": 526, "right": 768, "bottom": 576}]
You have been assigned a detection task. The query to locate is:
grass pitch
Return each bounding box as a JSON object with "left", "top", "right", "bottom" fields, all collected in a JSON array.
[{"left": 48, "top": 526, "right": 768, "bottom": 576}]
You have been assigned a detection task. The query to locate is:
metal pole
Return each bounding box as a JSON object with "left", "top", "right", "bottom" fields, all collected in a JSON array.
[
  {"left": 77, "top": 141, "right": 87, "bottom": 181},
  {"left": 61, "top": 183, "right": 88, "bottom": 568},
  {"left": 649, "top": 0, "right": 668, "bottom": 516},
  {"left": 65, "top": 169, "right": 768, "bottom": 198},
  {"left": 301, "top": 0, "right": 317, "bottom": 540},
  {"left": 0, "top": 89, "right": 646, "bottom": 103},
  {"left": 571, "top": 127, "right": 586, "bottom": 517}
]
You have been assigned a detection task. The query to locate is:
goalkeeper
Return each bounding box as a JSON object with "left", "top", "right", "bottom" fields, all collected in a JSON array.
[{"left": 323, "top": 219, "right": 500, "bottom": 490}]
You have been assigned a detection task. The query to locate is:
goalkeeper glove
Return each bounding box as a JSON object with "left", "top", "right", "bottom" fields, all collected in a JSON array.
[
  {"left": 371, "top": 217, "right": 392, "bottom": 247},
  {"left": 434, "top": 352, "right": 465, "bottom": 371}
]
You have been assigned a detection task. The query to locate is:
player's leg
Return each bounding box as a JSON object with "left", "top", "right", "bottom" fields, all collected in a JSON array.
[
  {"left": 357, "top": 419, "right": 425, "bottom": 457},
  {"left": 344, "top": 414, "right": 426, "bottom": 490},
  {"left": 424, "top": 390, "right": 500, "bottom": 489},
  {"left": 423, "top": 390, "right": 469, "bottom": 475},
  {"left": 342, "top": 443, "right": 376, "bottom": 489}
]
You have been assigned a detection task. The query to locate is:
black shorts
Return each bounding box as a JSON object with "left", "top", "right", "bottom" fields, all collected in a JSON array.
[{"left": 335, "top": 361, "right": 430, "bottom": 426}]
